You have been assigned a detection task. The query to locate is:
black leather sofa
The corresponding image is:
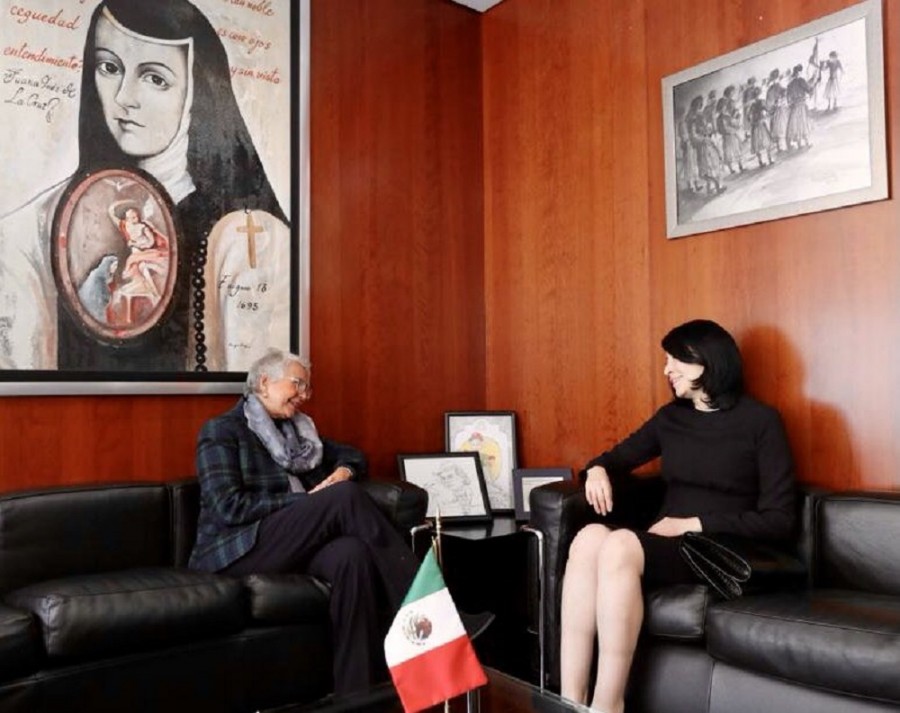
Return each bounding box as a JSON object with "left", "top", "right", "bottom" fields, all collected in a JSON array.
[
  {"left": 529, "top": 477, "right": 900, "bottom": 713},
  {"left": 0, "top": 479, "right": 427, "bottom": 713}
]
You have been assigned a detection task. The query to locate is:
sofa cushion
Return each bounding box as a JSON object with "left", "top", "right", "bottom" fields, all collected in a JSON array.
[
  {"left": 644, "top": 584, "right": 709, "bottom": 640},
  {"left": 4, "top": 568, "right": 245, "bottom": 660},
  {"left": 707, "top": 589, "right": 900, "bottom": 703},
  {"left": 243, "top": 573, "right": 331, "bottom": 625},
  {"left": 0, "top": 604, "right": 40, "bottom": 682}
]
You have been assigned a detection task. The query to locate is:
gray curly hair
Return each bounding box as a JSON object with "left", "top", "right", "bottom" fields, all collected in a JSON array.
[{"left": 244, "top": 348, "right": 311, "bottom": 396}]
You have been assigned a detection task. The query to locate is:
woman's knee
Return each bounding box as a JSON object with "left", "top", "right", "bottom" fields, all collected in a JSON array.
[
  {"left": 597, "top": 529, "right": 644, "bottom": 576},
  {"left": 568, "top": 524, "right": 612, "bottom": 563}
]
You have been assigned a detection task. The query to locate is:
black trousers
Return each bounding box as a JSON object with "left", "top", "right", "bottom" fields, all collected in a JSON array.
[{"left": 222, "top": 482, "right": 417, "bottom": 694}]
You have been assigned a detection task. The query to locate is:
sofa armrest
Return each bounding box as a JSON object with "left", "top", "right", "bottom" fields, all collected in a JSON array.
[
  {"left": 0, "top": 603, "right": 40, "bottom": 682},
  {"left": 168, "top": 478, "right": 201, "bottom": 568},
  {"left": 359, "top": 480, "right": 428, "bottom": 534}
]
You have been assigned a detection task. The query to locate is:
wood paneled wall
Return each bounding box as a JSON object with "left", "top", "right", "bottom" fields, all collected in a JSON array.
[
  {"left": 482, "top": 0, "right": 900, "bottom": 490},
  {"left": 483, "top": 0, "right": 655, "bottom": 472},
  {"left": 308, "top": 0, "right": 486, "bottom": 478},
  {"left": 0, "top": 394, "right": 234, "bottom": 489},
  {"left": 2, "top": 0, "right": 897, "bottom": 494}
]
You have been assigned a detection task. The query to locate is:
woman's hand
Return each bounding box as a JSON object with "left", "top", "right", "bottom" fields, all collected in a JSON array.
[
  {"left": 309, "top": 466, "right": 353, "bottom": 493},
  {"left": 647, "top": 516, "right": 702, "bottom": 537},
  {"left": 585, "top": 465, "right": 613, "bottom": 516}
]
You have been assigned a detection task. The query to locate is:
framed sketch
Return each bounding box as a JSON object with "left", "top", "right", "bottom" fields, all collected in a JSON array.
[
  {"left": 662, "top": 0, "right": 886, "bottom": 238},
  {"left": 0, "top": 0, "right": 310, "bottom": 394},
  {"left": 513, "top": 468, "right": 573, "bottom": 521},
  {"left": 398, "top": 452, "right": 492, "bottom": 523},
  {"left": 445, "top": 411, "right": 518, "bottom": 512}
]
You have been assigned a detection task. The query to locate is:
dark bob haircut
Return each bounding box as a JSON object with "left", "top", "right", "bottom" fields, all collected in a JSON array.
[{"left": 661, "top": 319, "right": 743, "bottom": 410}]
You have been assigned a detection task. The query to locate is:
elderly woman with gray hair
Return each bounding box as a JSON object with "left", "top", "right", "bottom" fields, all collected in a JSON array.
[{"left": 189, "top": 347, "right": 417, "bottom": 694}]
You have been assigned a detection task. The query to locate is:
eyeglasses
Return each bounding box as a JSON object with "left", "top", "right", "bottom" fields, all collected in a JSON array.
[{"left": 285, "top": 376, "right": 311, "bottom": 393}]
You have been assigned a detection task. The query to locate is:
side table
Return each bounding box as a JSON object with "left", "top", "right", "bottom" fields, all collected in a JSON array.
[{"left": 411, "top": 516, "right": 546, "bottom": 689}]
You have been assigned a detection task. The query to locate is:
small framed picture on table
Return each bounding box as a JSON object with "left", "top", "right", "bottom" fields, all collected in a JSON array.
[
  {"left": 513, "top": 468, "right": 573, "bottom": 521},
  {"left": 397, "top": 452, "right": 492, "bottom": 524},
  {"left": 444, "top": 411, "right": 518, "bottom": 513}
]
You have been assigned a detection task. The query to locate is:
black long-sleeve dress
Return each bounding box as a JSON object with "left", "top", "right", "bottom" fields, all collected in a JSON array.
[{"left": 585, "top": 395, "right": 796, "bottom": 588}]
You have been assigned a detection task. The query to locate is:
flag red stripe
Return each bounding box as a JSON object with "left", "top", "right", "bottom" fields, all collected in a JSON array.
[{"left": 389, "top": 634, "right": 487, "bottom": 713}]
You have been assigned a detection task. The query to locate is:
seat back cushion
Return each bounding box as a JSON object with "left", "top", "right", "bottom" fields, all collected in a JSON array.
[
  {"left": 816, "top": 493, "right": 900, "bottom": 595},
  {"left": 0, "top": 483, "right": 170, "bottom": 594}
]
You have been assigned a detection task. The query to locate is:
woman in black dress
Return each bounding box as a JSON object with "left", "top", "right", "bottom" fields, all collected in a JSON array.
[{"left": 559, "top": 319, "right": 795, "bottom": 713}]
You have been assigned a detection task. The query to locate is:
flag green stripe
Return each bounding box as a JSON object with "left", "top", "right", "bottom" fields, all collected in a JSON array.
[{"left": 402, "top": 548, "right": 445, "bottom": 604}]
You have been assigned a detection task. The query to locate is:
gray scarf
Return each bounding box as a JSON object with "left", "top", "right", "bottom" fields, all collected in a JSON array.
[{"left": 243, "top": 394, "right": 324, "bottom": 474}]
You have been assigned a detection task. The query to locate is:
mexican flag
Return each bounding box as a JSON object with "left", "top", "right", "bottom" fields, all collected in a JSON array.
[{"left": 384, "top": 548, "right": 487, "bottom": 713}]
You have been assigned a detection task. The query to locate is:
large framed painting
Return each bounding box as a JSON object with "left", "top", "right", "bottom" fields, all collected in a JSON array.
[
  {"left": 0, "top": 0, "right": 310, "bottom": 394},
  {"left": 662, "top": 0, "right": 886, "bottom": 239}
]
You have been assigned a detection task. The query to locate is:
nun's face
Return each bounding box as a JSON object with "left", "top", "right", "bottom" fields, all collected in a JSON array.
[{"left": 93, "top": 13, "right": 190, "bottom": 157}]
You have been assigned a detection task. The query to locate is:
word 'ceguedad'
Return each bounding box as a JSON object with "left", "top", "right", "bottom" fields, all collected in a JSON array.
[
  {"left": 220, "top": 0, "right": 275, "bottom": 17},
  {"left": 9, "top": 5, "right": 81, "bottom": 29},
  {"left": 230, "top": 64, "right": 281, "bottom": 84},
  {"left": 3, "top": 44, "right": 81, "bottom": 71}
]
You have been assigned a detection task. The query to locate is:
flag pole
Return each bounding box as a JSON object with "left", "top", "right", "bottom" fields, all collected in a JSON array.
[
  {"left": 433, "top": 507, "right": 443, "bottom": 568},
  {"left": 433, "top": 508, "right": 451, "bottom": 713}
]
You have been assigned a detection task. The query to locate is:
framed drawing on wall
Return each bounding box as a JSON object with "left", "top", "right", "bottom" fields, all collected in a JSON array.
[
  {"left": 445, "top": 410, "right": 518, "bottom": 512},
  {"left": 0, "top": 0, "right": 310, "bottom": 394},
  {"left": 512, "top": 468, "right": 573, "bottom": 521},
  {"left": 397, "top": 452, "right": 492, "bottom": 524},
  {"left": 662, "top": 0, "right": 886, "bottom": 238}
]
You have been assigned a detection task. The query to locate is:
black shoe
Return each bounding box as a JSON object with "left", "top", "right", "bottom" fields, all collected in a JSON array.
[{"left": 460, "top": 611, "right": 495, "bottom": 641}]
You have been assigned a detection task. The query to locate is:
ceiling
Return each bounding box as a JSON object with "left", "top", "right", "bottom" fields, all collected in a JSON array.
[{"left": 450, "top": 0, "right": 505, "bottom": 11}]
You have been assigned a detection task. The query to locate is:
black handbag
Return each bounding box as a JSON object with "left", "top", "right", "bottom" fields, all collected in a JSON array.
[{"left": 679, "top": 531, "right": 752, "bottom": 600}]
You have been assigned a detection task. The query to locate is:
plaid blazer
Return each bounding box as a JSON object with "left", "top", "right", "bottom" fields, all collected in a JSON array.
[{"left": 188, "top": 399, "right": 367, "bottom": 573}]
